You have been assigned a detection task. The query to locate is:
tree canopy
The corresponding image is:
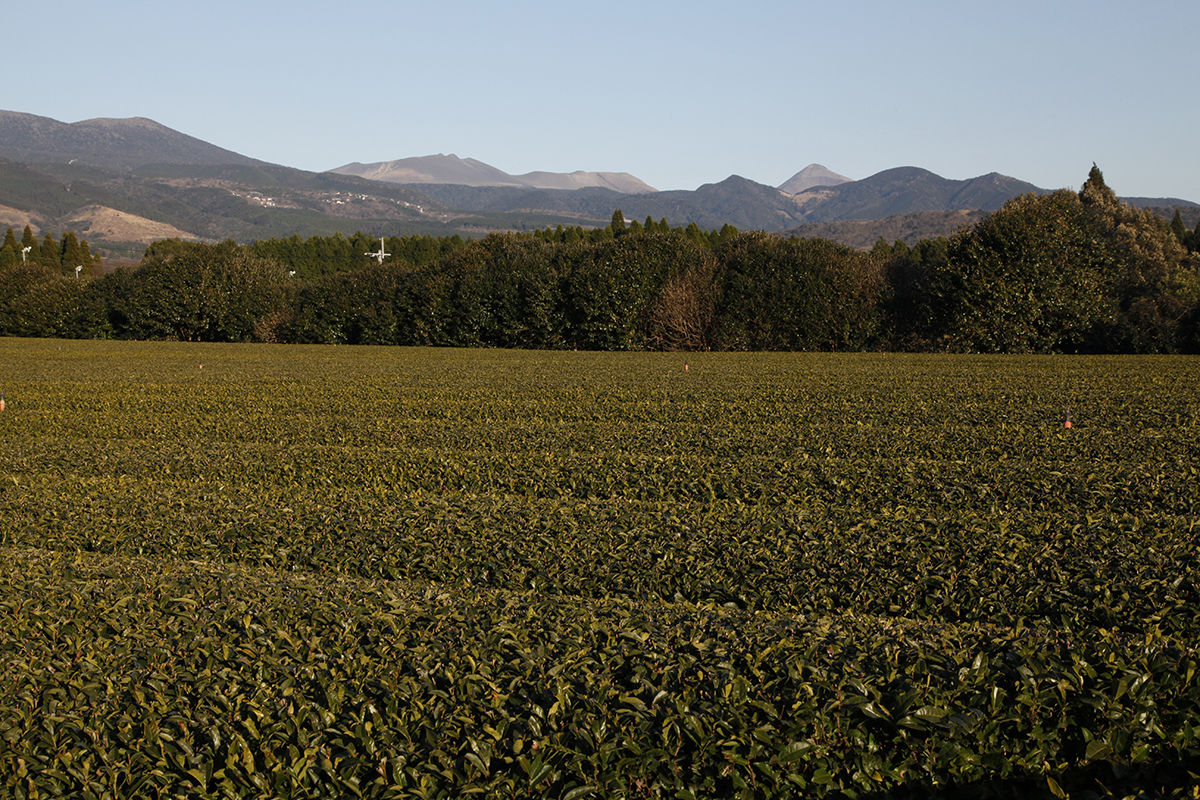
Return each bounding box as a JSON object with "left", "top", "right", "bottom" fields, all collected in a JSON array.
[{"left": 1, "top": 168, "right": 1197, "bottom": 352}]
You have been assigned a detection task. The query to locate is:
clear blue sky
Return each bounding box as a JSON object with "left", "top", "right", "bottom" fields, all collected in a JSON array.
[{"left": 13, "top": 0, "right": 1199, "bottom": 200}]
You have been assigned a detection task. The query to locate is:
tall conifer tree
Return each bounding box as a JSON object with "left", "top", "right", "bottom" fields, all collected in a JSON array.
[
  {"left": 41, "top": 233, "right": 60, "bottom": 268},
  {"left": 1170, "top": 210, "right": 1187, "bottom": 244},
  {"left": 0, "top": 228, "right": 17, "bottom": 269},
  {"left": 60, "top": 230, "right": 88, "bottom": 275},
  {"left": 610, "top": 209, "right": 627, "bottom": 236}
]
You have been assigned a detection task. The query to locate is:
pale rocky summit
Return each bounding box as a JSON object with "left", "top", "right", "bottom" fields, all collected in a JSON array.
[
  {"left": 330, "top": 154, "right": 657, "bottom": 194},
  {"left": 779, "top": 163, "right": 853, "bottom": 194}
]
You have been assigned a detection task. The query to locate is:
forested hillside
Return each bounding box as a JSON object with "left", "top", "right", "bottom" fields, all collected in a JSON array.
[{"left": 2, "top": 168, "right": 1198, "bottom": 353}]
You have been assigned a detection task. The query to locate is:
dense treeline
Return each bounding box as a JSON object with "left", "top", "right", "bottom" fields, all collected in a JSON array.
[
  {"left": 245, "top": 231, "right": 467, "bottom": 279},
  {"left": 239, "top": 213, "right": 739, "bottom": 282},
  {"left": 878, "top": 167, "right": 1200, "bottom": 352},
  {"left": 0, "top": 225, "right": 104, "bottom": 275},
  {"left": 1, "top": 167, "right": 1198, "bottom": 352}
]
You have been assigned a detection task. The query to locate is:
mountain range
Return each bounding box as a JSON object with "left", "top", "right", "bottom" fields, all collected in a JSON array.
[
  {"left": 331, "top": 154, "right": 657, "bottom": 194},
  {"left": 1, "top": 110, "right": 1195, "bottom": 258}
]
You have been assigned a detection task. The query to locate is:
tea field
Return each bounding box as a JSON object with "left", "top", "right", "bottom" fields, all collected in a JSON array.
[{"left": 0, "top": 339, "right": 1198, "bottom": 798}]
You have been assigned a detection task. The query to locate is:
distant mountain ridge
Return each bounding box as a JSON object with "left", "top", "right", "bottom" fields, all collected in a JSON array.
[
  {"left": 787, "top": 167, "right": 1049, "bottom": 223},
  {"left": 408, "top": 170, "right": 1054, "bottom": 231},
  {"left": 409, "top": 175, "right": 809, "bottom": 230},
  {"left": 1, "top": 109, "right": 1196, "bottom": 255},
  {"left": 0, "top": 110, "right": 269, "bottom": 171},
  {"left": 330, "top": 153, "right": 657, "bottom": 194}
]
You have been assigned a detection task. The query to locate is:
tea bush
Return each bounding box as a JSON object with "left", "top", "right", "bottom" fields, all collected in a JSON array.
[{"left": 1, "top": 340, "right": 1197, "bottom": 797}]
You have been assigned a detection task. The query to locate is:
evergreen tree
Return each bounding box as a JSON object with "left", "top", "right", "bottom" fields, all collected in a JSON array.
[
  {"left": 20, "top": 226, "right": 37, "bottom": 262},
  {"left": 1170, "top": 210, "right": 1187, "bottom": 244},
  {"left": 0, "top": 229, "right": 17, "bottom": 270},
  {"left": 40, "top": 233, "right": 61, "bottom": 269},
  {"left": 60, "top": 230, "right": 89, "bottom": 277},
  {"left": 79, "top": 238, "right": 102, "bottom": 272},
  {"left": 1078, "top": 165, "right": 1196, "bottom": 310},
  {"left": 610, "top": 209, "right": 627, "bottom": 236},
  {"left": 870, "top": 237, "right": 911, "bottom": 260},
  {"left": 1079, "top": 163, "right": 1119, "bottom": 211}
]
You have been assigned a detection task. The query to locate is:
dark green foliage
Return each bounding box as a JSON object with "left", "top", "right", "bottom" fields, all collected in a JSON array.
[
  {"left": 880, "top": 166, "right": 1200, "bottom": 353},
  {"left": 1170, "top": 210, "right": 1187, "bottom": 244},
  {"left": 921, "top": 191, "right": 1120, "bottom": 352},
  {"left": 609, "top": 208, "right": 627, "bottom": 236},
  {"left": 1079, "top": 166, "right": 1198, "bottom": 307},
  {"left": 0, "top": 227, "right": 102, "bottom": 275},
  {"left": 712, "top": 233, "right": 884, "bottom": 350},
  {"left": 422, "top": 241, "right": 493, "bottom": 347},
  {"left": 287, "top": 260, "right": 424, "bottom": 345},
  {"left": 1079, "top": 163, "right": 1116, "bottom": 209},
  {"left": 103, "top": 240, "right": 294, "bottom": 342},
  {"left": 4, "top": 549, "right": 1197, "bottom": 799},
  {"left": 38, "top": 232, "right": 60, "bottom": 270},
  {"left": 141, "top": 236, "right": 200, "bottom": 261},
  {"left": 248, "top": 232, "right": 468, "bottom": 280},
  {"left": 0, "top": 229, "right": 108, "bottom": 336},
  {"left": 1107, "top": 295, "right": 1196, "bottom": 354},
  {"left": 561, "top": 233, "right": 692, "bottom": 350},
  {"left": 58, "top": 229, "right": 89, "bottom": 277},
  {"left": 286, "top": 234, "right": 566, "bottom": 348},
  {"left": 1078, "top": 178, "right": 1200, "bottom": 354},
  {"left": 0, "top": 263, "right": 81, "bottom": 336},
  {"left": 877, "top": 236, "right": 950, "bottom": 350},
  {"left": 468, "top": 234, "right": 563, "bottom": 349},
  {"left": 0, "top": 239, "right": 17, "bottom": 271}
]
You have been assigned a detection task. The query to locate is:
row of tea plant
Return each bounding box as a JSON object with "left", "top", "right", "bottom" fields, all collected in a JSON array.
[{"left": 1, "top": 340, "right": 1197, "bottom": 796}]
